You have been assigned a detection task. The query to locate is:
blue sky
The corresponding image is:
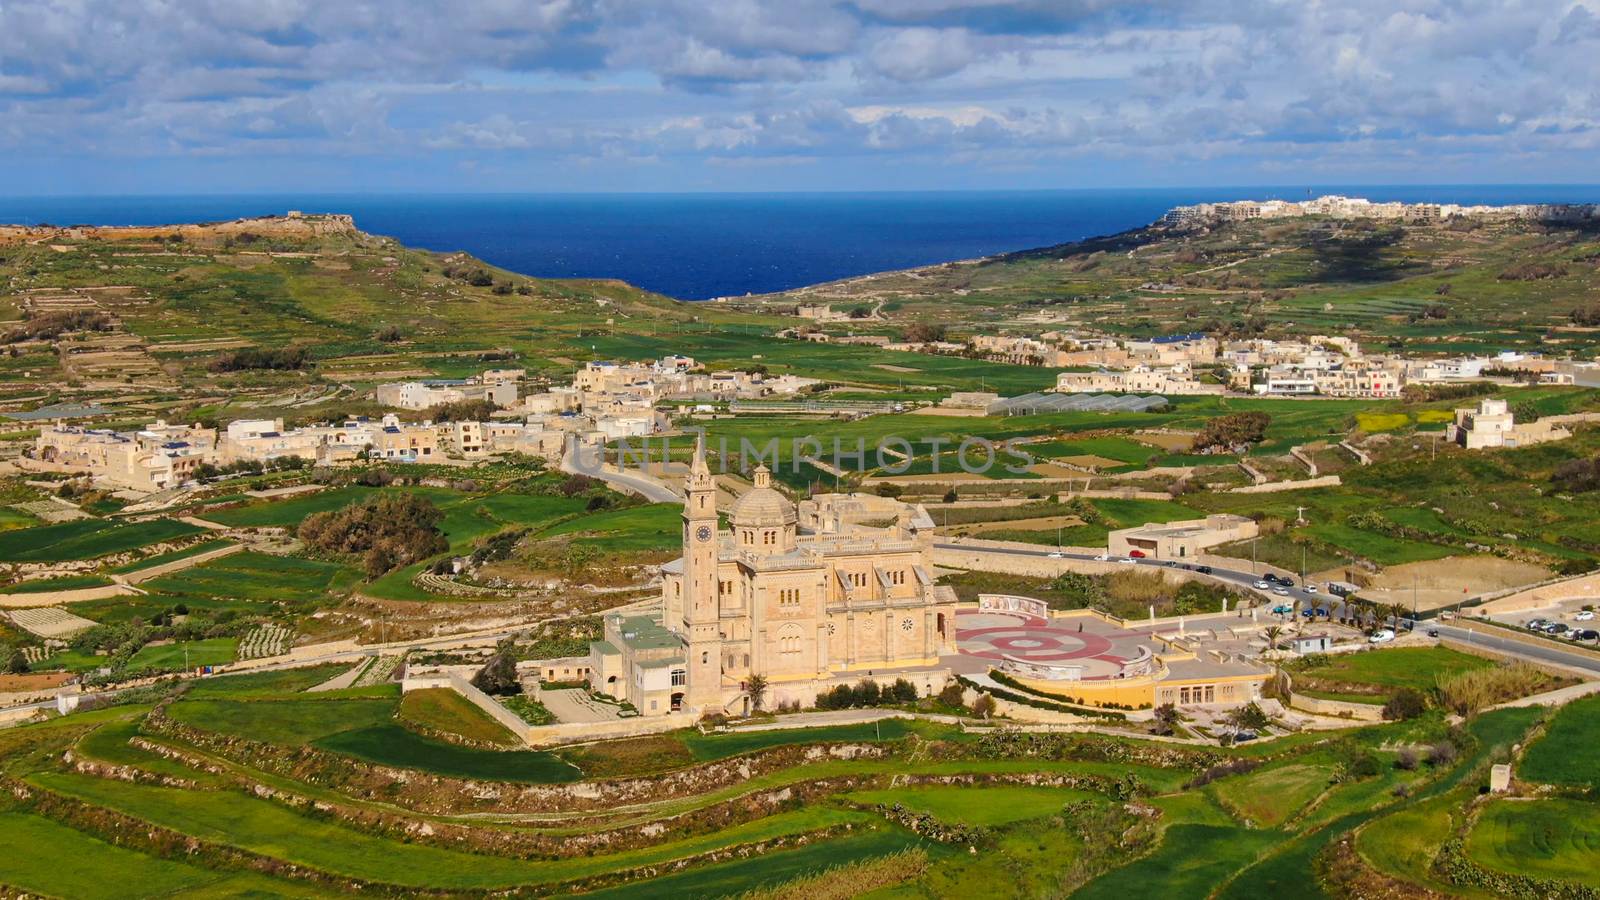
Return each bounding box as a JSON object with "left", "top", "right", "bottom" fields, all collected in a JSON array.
[{"left": 2, "top": 0, "right": 1598, "bottom": 194}]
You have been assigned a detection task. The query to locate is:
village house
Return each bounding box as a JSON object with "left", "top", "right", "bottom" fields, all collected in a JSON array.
[
  {"left": 1446, "top": 397, "right": 1571, "bottom": 450},
  {"left": 28, "top": 420, "right": 216, "bottom": 491}
]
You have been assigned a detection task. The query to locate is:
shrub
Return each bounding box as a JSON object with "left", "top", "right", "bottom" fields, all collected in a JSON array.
[
  {"left": 1395, "top": 747, "right": 1419, "bottom": 770},
  {"left": 209, "top": 346, "right": 310, "bottom": 372},
  {"left": 1193, "top": 412, "right": 1271, "bottom": 452},
  {"left": 937, "top": 681, "right": 966, "bottom": 707},
  {"left": 1498, "top": 261, "right": 1568, "bottom": 281},
  {"left": 1435, "top": 663, "right": 1547, "bottom": 716},
  {"left": 971, "top": 693, "right": 997, "bottom": 719},
  {"left": 424, "top": 398, "right": 500, "bottom": 422},
  {"left": 1347, "top": 751, "right": 1382, "bottom": 778},
  {"left": 4, "top": 309, "right": 113, "bottom": 343},
  {"left": 1427, "top": 741, "right": 1459, "bottom": 767},
  {"left": 1382, "top": 687, "right": 1428, "bottom": 721},
  {"left": 1553, "top": 455, "right": 1600, "bottom": 494}
]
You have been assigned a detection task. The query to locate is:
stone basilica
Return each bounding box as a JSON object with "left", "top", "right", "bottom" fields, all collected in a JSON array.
[{"left": 589, "top": 438, "right": 958, "bottom": 716}]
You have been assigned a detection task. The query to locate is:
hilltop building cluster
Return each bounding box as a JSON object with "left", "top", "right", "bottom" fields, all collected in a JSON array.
[
  {"left": 1159, "top": 195, "right": 1600, "bottom": 228},
  {"left": 22, "top": 355, "right": 830, "bottom": 493}
]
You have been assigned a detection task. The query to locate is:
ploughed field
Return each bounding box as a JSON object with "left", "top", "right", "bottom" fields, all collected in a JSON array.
[{"left": 1, "top": 660, "right": 1588, "bottom": 898}]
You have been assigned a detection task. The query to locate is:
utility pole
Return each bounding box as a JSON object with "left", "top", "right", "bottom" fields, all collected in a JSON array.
[{"left": 1252, "top": 538, "right": 1258, "bottom": 575}]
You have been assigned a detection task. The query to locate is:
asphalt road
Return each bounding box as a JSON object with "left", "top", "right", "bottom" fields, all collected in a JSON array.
[
  {"left": 1429, "top": 622, "right": 1600, "bottom": 676},
  {"left": 934, "top": 541, "right": 1328, "bottom": 606},
  {"left": 936, "top": 539, "right": 1600, "bottom": 674},
  {"left": 560, "top": 441, "right": 680, "bottom": 503}
]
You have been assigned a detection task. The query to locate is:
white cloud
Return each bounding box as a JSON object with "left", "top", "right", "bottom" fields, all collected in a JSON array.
[{"left": 0, "top": 0, "right": 1595, "bottom": 186}]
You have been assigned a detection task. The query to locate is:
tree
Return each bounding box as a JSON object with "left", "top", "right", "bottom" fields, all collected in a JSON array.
[
  {"left": 890, "top": 678, "right": 918, "bottom": 702},
  {"left": 746, "top": 673, "right": 768, "bottom": 712},
  {"left": 942, "top": 488, "right": 958, "bottom": 504},
  {"left": 471, "top": 643, "right": 520, "bottom": 696},
  {"left": 971, "top": 693, "right": 997, "bottom": 719},
  {"left": 1225, "top": 702, "right": 1271, "bottom": 736},
  {"left": 1153, "top": 703, "right": 1181, "bottom": 736},
  {"left": 5, "top": 650, "right": 29, "bottom": 674}
]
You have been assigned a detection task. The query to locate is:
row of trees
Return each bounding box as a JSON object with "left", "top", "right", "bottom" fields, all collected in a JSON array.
[
  {"left": 209, "top": 346, "right": 311, "bottom": 372},
  {"left": 3, "top": 309, "right": 114, "bottom": 343}
]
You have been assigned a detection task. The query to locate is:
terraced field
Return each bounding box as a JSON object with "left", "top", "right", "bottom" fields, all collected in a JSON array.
[{"left": 1, "top": 666, "right": 1578, "bottom": 898}]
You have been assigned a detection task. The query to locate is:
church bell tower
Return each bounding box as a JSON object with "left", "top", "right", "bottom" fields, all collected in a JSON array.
[{"left": 681, "top": 434, "right": 722, "bottom": 709}]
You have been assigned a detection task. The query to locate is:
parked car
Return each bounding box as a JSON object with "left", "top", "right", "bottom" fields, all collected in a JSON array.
[
  {"left": 1527, "top": 619, "right": 1549, "bottom": 631},
  {"left": 1254, "top": 580, "right": 1271, "bottom": 590},
  {"left": 1577, "top": 610, "right": 1595, "bottom": 621},
  {"left": 1271, "top": 605, "right": 1293, "bottom": 615},
  {"left": 1233, "top": 731, "right": 1258, "bottom": 743},
  {"left": 1304, "top": 584, "right": 1319, "bottom": 594},
  {"left": 1547, "top": 623, "right": 1570, "bottom": 634},
  {"left": 1369, "top": 629, "right": 1396, "bottom": 644},
  {"left": 1196, "top": 565, "right": 1213, "bottom": 574},
  {"left": 1119, "top": 557, "right": 1138, "bottom": 565},
  {"left": 1575, "top": 629, "right": 1600, "bottom": 642}
]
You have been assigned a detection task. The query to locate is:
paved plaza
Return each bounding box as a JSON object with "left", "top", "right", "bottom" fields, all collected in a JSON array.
[{"left": 950, "top": 609, "right": 1151, "bottom": 678}]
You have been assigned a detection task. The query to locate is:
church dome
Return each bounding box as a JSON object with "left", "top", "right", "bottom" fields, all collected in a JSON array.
[{"left": 730, "top": 465, "right": 796, "bottom": 527}]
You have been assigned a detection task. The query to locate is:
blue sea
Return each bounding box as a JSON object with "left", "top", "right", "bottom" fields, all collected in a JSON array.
[{"left": 3, "top": 186, "right": 1599, "bottom": 300}]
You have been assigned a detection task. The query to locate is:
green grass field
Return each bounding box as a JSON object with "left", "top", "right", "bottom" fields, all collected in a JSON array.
[
  {"left": 397, "top": 688, "right": 519, "bottom": 746},
  {"left": 0, "top": 518, "right": 205, "bottom": 562},
  {"left": 1211, "top": 763, "right": 1333, "bottom": 828},
  {"left": 0, "top": 573, "right": 114, "bottom": 594},
  {"left": 1465, "top": 798, "right": 1600, "bottom": 888},
  {"left": 1520, "top": 693, "right": 1600, "bottom": 787},
  {"left": 535, "top": 502, "right": 680, "bottom": 551},
  {"left": 1075, "top": 824, "right": 1283, "bottom": 900},
  {"left": 109, "top": 539, "right": 236, "bottom": 574},
  {"left": 1289, "top": 646, "right": 1494, "bottom": 703},
  {"left": 316, "top": 724, "right": 580, "bottom": 783},
  {"left": 0, "top": 811, "right": 314, "bottom": 900},
  {"left": 843, "top": 785, "right": 1092, "bottom": 826},
  {"left": 143, "top": 551, "right": 356, "bottom": 604},
  {"left": 126, "top": 637, "right": 238, "bottom": 672}
]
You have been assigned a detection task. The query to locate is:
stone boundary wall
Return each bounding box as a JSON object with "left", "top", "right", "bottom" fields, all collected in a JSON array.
[
  {"left": 1227, "top": 474, "right": 1342, "bottom": 494},
  {"left": 118, "top": 542, "right": 245, "bottom": 585},
  {"left": 1475, "top": 571, "right": 1600, "bottom": 615},
  {"left": 400, "top": 670, "right": 535, "bottom": 743},
  {"left": 0, "top": 584, "right": 133, "bottom": 609},
  {"left": 1337, "top": 441, "right": 1371, "bottom": 465},
  {"left": 1287, "top": 692, "right": 1384, "bottom": 722},
  {"left": 1289, "top": 445, "right": 1319, "bottom": 477}
]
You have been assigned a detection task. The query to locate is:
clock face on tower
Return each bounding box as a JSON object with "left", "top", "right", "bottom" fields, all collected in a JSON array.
[{"left": 695, "top": 525, "right": 713, "bottom": 543}]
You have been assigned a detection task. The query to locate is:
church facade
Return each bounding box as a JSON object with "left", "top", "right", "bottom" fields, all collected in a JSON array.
[{"left": 588, "top": 438, "right": 957, "bottom": 716}]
